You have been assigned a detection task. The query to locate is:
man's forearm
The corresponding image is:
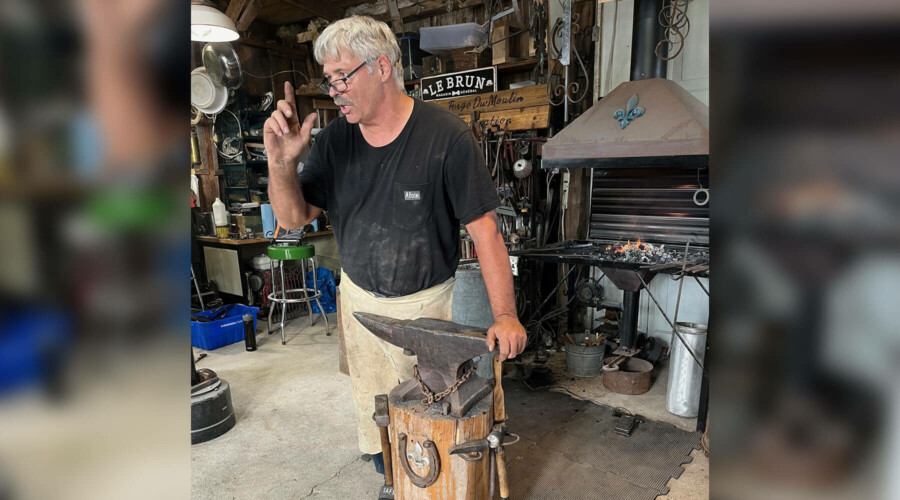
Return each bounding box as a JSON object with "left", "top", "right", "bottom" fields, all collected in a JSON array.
[
  {"left": 468, "top": 214, "right": 517, "bottom": 320},
  {"left": 268, "top": 157, "right": 315, "bottom": 229}
]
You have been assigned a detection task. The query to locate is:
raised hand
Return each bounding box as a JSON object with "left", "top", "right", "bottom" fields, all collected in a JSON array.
[{"left": 264, "top": 81, "right": 317, "bottom": 170}]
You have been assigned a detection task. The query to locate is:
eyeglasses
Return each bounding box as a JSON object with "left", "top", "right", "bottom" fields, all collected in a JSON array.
[{"left": 317, "top": 61, "right": 368, "bottom": 95}]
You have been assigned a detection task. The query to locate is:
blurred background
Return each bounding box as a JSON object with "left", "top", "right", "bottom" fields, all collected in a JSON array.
[
  {"left": 0, "top": 0, "right": 189, "bottom": 498},
  {"left": 711, "top": 1, "right": 900, "bottom": 499},
  {"left": 0, "top": 0, "right": 896, "bottom": 498}
]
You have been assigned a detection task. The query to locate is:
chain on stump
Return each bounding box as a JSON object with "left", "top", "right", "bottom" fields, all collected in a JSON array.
[{"left": 413, "top": 364, "right": 477, "bottom": 406}]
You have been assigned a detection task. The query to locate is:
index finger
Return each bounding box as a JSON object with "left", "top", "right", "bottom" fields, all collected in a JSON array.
[{"left": 284, "top": 81, "right": 296, "bottom": 107}]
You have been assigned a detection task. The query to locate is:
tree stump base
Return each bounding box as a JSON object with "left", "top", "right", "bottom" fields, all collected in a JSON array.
[{"left": 388, "top": 387, "right": 493, "bottom": 499}]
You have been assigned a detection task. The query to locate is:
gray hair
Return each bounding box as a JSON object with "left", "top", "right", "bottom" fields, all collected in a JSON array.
[{"left": 314, "top": 16, "right": 404, "bottom": 92}]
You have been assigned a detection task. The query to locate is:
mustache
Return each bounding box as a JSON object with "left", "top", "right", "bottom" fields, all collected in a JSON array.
[{"left": 333, "top": 97, "right": 353, "bottom": 106}]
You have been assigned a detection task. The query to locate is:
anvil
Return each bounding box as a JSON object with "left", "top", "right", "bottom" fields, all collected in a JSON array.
[{"left": 353, "top": 312, "right": 494, "bottom": 418}]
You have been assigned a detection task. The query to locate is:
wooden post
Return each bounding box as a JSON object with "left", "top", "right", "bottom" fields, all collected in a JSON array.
[
  {"left": 194, "top": 121, "right": 221, "bottom": 212},
  {"left": 389, "top": 390, "right": 492, "bottom": 499}
]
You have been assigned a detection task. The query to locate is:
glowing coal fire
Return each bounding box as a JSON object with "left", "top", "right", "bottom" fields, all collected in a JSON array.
[{"left": 615, "top": 239, "right": 652, "bottom": 253}]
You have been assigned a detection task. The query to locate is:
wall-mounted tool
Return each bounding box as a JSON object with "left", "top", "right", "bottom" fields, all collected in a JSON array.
[{"left": 513, "top": 159, "right": 532, "bottom": 179}]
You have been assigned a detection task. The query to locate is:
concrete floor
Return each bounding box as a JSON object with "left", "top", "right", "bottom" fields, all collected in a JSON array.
[{"left": 192, "top": 317, "right": 708, "bottom": 499}]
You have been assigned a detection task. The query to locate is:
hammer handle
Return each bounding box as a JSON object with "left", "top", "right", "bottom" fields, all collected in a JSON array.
[
  {"left": 379, "top": 426, "right": 393, "bottom": 487},
  {"left": 496, "top": 446, "right": 510, "bottom": 499},
  {"left": 493, "top": 354, "right": 506, "bottom": 422}
]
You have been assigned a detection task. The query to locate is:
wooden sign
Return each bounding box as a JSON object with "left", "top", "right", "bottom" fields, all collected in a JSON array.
[
  {"left": 421, "top": 67, "right": 496, "bottom": 101},
  {"left": 430, "top": 85, "right": 550, "bottom": 131}
]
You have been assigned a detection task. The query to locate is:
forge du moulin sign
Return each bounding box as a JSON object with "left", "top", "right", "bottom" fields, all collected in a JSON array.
[{"left": 421, "top": 67, "right": 497, "bottom": 101}]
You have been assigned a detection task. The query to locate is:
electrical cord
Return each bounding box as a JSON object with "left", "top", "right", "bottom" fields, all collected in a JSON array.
[
  {"left": 243, "top": 69, "right": 311, "bottom": 84},
  {"left": 216, "top": 108, "right": 243, "bottom": 160}
]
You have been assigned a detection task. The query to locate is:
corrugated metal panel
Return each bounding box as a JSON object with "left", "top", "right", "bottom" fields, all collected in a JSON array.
[{"left": 589, "top": 166, "right": 708, "bottom": 246}]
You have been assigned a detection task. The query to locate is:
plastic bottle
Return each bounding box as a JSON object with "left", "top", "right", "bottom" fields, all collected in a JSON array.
[
  {"left": 212, "top": 197, "right": 228, "bottom": 226},
  {"left": 212, "top": 197, "right": 229, "bottom": 238}
]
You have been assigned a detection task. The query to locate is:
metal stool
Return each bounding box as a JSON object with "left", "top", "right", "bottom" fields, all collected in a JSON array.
[{"left": 266, "top": 244, "right": 330, "bottom": 344}]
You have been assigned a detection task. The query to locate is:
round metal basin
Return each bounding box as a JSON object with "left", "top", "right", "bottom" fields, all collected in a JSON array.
[{"left": 602, "top": 356, "right": 654, "bottom": 395}]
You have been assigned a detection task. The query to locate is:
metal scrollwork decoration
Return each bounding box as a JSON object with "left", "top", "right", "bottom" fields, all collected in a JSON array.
[
  {"left": 613, "top": 94, "right": 645, "bottom": 129},
  {"left": 547, "top": 0, "right": 591, "bottom": 123},
  {"left": 655, "top": 0, "right": 691, "bottom": 61}
]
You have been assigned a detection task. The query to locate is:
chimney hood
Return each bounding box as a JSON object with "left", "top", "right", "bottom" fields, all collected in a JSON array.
[{"left": 542, "top": 78, "right": 709, "bottom": 169}]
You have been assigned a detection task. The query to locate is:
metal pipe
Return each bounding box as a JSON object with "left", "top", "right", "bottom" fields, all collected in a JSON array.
[
  {"left": 630, "top": 0, "right": 667, "bottom": 81},
  {"left": 620, "top": 290, "right": 639, "bottom": 350}
]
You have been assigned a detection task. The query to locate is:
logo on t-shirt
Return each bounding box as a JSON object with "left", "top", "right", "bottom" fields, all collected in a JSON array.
[{"left": 404, "top": 191, "right": 421, "bottom": 201}]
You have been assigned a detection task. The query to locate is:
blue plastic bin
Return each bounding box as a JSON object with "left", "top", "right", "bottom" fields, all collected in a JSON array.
[{"left": 191, "top": 304, "right": 259, "bottom": 350}]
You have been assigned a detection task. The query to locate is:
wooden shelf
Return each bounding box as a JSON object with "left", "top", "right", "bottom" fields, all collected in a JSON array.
[
  {"left": 497, "top": 58, "right": 538, "bottom": 73},
  {"left": 191, "top": 169, "right": 223, "bottom": 175}
]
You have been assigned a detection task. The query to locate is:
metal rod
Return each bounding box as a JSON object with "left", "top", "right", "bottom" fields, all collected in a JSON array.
[
  {"left": 191, "top": 265, "right": 205, "bottom": 311},
  {"left": 636, "top": 273, "right": 674, "bottom": 330},
  {"left": 563, "top": 68, "right": 569, "bottom": 123},
  {"left": 280, "top": 259, "right": 287, "bottom": 344},
  {"left": 526, "top": 265, "right": 579, "bottom": 324},
  {"left": 693, "top": 275, "right": 709, "bottom": 297},
  {"left": 666, "top": 242, "right": 703, "bottom": 367}
]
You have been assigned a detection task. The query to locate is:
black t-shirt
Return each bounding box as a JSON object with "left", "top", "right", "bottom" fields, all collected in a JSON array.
[{"left": 298, "top": 98, "right": 499, "bottom": 297}]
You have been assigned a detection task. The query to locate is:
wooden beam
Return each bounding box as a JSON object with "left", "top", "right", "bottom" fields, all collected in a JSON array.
[
  {"left": 239, "top": 37, "right": 308, "bottom": 59},
  {"left": 385, "top": 0, "right": 403, "bottom": 34},
  {"left": 226, "top": 0, "right": 253, "bottom": 22},
  {"left": 195, "top": 122, "right": 221, "bottom": 211},
  {"left": 235, "top": 0, "right": 259, "bottom": 31},
  {"left": 281, "top": 0, "right": 344, "bottom": 21},
  {"left": 349, "top": 0, "right": 482, "bottom": 25}
]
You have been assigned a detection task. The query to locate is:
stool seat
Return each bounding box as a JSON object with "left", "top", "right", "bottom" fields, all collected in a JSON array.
[
  {"left": 268, "top": 244, "right": 315, "bottom": 260},
  {"left": 266, "top": 243, "right": 330, "bottom": 344}
]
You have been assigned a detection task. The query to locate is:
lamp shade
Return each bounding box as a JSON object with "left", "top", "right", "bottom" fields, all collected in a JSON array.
[{"left": 191, "top": 4, "right": 239, "bottom": 42}]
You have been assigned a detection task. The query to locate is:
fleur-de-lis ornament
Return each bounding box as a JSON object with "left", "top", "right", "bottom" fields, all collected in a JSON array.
[
  {"left": 613, "top": 94, "right": 645, "bottom": 129},
  {"left": 406, "top": 440, "right": 430, "bottom": 469}
]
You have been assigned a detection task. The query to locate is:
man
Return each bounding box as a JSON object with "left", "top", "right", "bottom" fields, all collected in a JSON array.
[{"left": 265, "top": 15, "right": 526, "bottom": 482}]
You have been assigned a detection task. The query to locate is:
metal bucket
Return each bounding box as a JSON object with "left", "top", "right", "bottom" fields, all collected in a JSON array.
[
  {"left": 566, "top": 344, "right": 605, "bottom": 377},
  {"left": 452, "top": 264, "right": 495, "bottom": 379},
  {"left": 452, "top": 264, "right": 493, "bottom": 329},
  {"left": 666, "top": 322, "right": 707, "bottom": 417}
]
